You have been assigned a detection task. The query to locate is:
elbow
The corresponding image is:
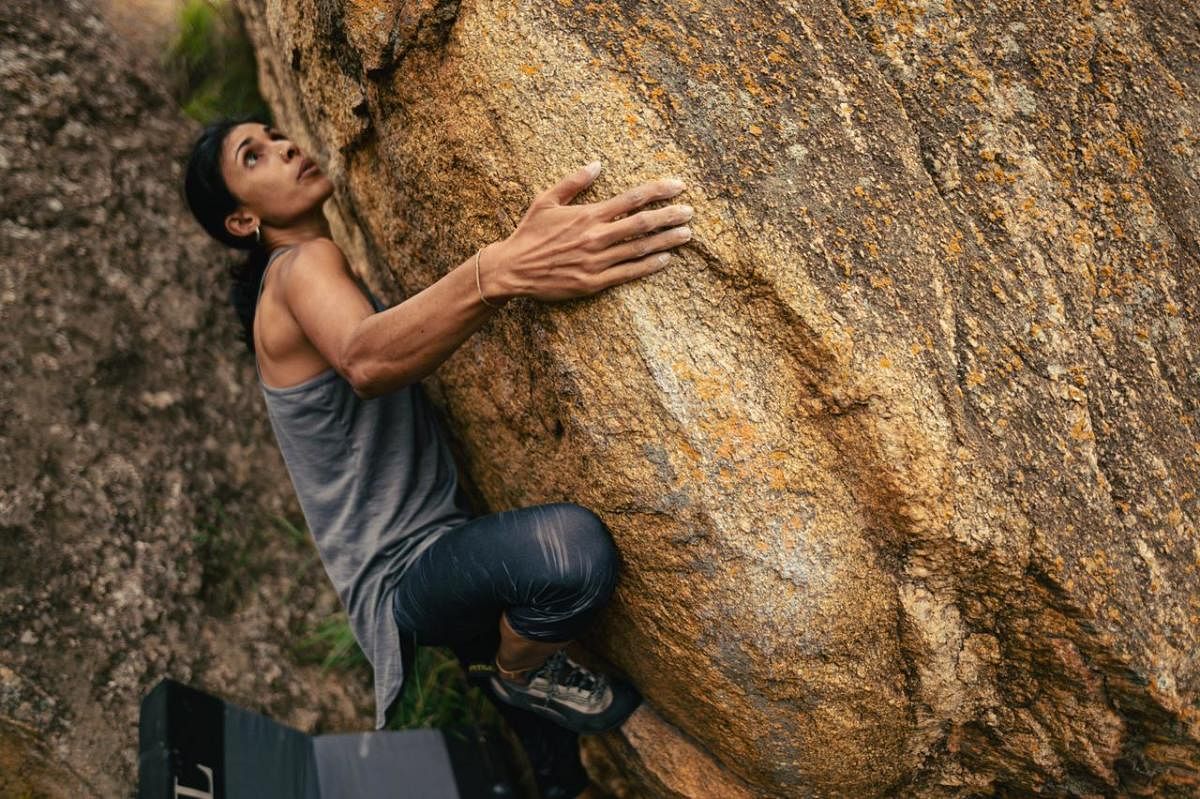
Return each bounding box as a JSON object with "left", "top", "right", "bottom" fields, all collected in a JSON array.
[
  {"left": 345, "top": 357, "right": 376, "bottom": 400},
  {"left": 340, "top": 333, "right": 418, "bottom": 399},
  {"left": 340, "top": 326, "right": 379, "bottom": 399},
  {"left": 344, "top": 355, "right": 418, "bottom": 399},
  {"left": 341, "top": 338, "right": 375, "bottom": 399}
]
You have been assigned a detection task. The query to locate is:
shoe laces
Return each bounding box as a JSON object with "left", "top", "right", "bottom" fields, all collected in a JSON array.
[{"left": 536, "top": 650, "right": 608, "bottom": 699}]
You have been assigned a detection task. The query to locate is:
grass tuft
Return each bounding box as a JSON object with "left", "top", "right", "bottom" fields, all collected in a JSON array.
[
  {"left": 293, "top": 614, "right": 504, "bottom": 733},
  {"left": 163, "top": 0, "right": 270, "bottom": 124},
  {"left": 389, "top": 646, "right": 504, "bottom": 734}
]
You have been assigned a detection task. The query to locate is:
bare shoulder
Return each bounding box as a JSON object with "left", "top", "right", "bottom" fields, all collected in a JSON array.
[
  {"left": 257, "top": 237, "right": 371, "bottom": 388},
  {"left": 277, "top": 235, "right": 375, "bottom": 342},
  {"left": 280, "top": 236, "right": 351, "bottom": 282},
  {"left": 276, "top": 236, "right": 364, "bottom": 305}
]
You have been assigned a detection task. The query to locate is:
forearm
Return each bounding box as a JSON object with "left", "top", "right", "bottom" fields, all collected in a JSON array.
[
  {"left": 341, "top": 164, "right": 690, "bottom": 399},
  {"left": 344, "top": 242, "right": 514, "bottom": 398}
]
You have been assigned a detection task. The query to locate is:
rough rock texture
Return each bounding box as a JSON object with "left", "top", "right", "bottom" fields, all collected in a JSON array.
[
  {"left": 0, "top": 1, "right": 373, "bottom": 793},
  {"left": 233, "top": 0, "right": 1200, "bottom": 796}
]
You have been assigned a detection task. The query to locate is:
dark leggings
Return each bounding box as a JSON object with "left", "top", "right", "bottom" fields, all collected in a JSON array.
[{"left": 390, "top": 502, "right": 620, "bottom": 798}]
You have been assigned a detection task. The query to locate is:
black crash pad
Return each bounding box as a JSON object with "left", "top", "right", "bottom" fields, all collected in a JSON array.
[{"left": 137, "top": 678, "right": 517, "bottom": 798}]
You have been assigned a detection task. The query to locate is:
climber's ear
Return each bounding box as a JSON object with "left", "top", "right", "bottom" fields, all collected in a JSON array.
[{"left": 225, "top": 209, "right": 259, "bottom": 241}]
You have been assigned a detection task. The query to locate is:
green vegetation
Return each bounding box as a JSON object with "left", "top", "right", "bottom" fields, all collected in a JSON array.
[
  {"left": 294, "top": 610, "right": 505, "bottom": 736},
  {"left": 279, "top": 529, "right": 524, "bottom": 768},
  {"left": 296, "top": 614, "right": 366, "bottom": 673},
  {"left": 390, "top": 647, "right": 505, "bottom": 735},
  {"left": 194, "top": 504, "right": 509, "bottom": 735},
  {"left": 191, "top": 499, "right": 308, "bottom": 615},
  {"left": 163, "top": 0, "right": 270, "bottom": 124},
  {"left": 294, "top": 617, "right": 536, "bottom": 791}
]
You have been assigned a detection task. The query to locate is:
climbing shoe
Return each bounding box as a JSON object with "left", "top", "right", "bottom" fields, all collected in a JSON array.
[{"left": 487, "top": 649, "right": 642, "bottom": 735}]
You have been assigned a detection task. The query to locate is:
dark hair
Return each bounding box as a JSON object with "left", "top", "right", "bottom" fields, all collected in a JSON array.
[{"left": 183, "top": 112, "right": 273, "bottom": 354}]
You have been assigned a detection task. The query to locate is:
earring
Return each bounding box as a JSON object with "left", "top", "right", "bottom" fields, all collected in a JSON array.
[{"left": 254, "top": 225, "right": 262, "bottom": 244}]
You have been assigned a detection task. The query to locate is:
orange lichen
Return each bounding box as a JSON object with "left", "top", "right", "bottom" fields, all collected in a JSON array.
[
  {"left": 1069, "top": 414, "right": 1094, "bottom": 442},
  {"left": 944, "top": 231, "right": 964, "bottom": 256}
]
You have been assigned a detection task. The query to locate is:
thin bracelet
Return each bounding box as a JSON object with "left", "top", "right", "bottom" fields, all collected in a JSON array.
[{"left": 475, "top": 247, "right": 503, "bottom": 310}]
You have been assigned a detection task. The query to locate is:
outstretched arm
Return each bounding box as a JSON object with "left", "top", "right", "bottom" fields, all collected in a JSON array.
[{"left": 285, "top": 162, "right": 692, "bottom": 399}]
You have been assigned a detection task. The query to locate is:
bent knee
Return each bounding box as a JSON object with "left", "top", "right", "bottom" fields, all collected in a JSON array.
[{"left": 540, "top": 503, "right": 620, "bottom": 589}]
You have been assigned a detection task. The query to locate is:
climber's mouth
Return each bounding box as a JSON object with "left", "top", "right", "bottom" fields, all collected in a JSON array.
[{"left": 298, "top": 158, "right": 318, "bottom": 181}]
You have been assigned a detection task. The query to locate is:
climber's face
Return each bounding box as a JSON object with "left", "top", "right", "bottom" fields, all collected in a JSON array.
[{"left": 220, "top": 123, "right": 333, "bottom": 240}]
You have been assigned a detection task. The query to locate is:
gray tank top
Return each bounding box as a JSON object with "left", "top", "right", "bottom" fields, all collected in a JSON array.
[{"left": 254, "top": 244, "right": 473, "bottom": 730}]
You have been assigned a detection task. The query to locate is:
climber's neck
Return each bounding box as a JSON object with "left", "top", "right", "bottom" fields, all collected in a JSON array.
[{"left": 260, "top": 210, "right": 333, "bottom": 252}]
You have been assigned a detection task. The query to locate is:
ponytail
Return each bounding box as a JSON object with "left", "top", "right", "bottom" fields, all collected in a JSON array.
[{"left": 227, "top": 246, "right": 270, "bottom": 354}]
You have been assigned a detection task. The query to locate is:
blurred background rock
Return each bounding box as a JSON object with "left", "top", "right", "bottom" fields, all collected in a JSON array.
[{"left": 0, "top": 1, "right": 514, "bottom": 795}]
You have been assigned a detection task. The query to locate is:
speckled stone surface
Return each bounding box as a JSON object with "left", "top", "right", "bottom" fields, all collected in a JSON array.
[
  {"left": 233, "top": 1, "right": 1199, "bottom": 795},
  {"left": 0, "top": 2, "right": 373, "bottom": 794}
]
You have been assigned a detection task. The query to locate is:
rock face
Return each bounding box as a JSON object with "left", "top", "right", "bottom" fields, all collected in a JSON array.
[
  {"left": 0, "top": 1, "right": 372, "bottom": 793},
  {"left": 233, "top": 0, "right": 1200, "bottom": 795}
]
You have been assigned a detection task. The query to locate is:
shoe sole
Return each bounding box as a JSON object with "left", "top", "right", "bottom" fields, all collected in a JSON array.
[
  {"left": 489, "top": 678, "right": 569, "bottom": 721},
  {"left": 488, "top": 676, "right": 641, "bottom": 735}
]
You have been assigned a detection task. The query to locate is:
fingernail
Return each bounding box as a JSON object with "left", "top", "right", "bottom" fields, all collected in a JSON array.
[
  {"left": 658, "top": 254, "right": 671, "bottom": 265},
  {"left": 676, "top": 226, "right": 692, "bottom": 239},
  {"left": 666, "top": 178, "right": 685, "bottom": 191},
  {"left": 586, "top": 160, "right": 602, "bottom": 177},
  {"left": 680, "top": 205, "right": 694, "bottom": 218}
]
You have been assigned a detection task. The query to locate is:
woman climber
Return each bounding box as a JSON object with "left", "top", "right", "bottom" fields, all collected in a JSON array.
[{"left": 182, "top": 115, "right": 693, "bottom": 799}]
